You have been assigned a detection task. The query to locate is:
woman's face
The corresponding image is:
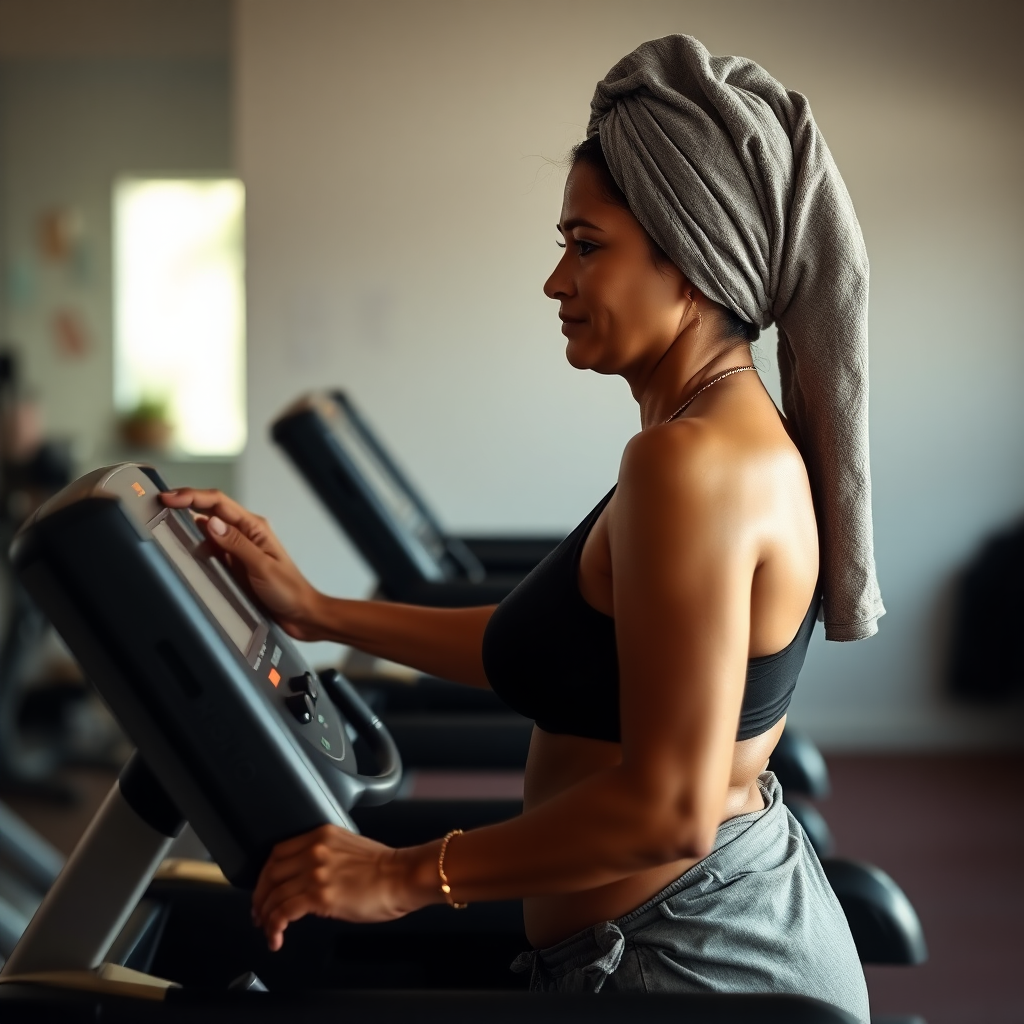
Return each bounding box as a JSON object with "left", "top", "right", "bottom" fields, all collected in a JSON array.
[{"left": 544, "top": 161, "right": 691, "bottom": 379}]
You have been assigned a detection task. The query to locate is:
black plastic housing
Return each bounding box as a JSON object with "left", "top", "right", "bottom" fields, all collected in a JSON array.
[{"left": 10, "top": 467, "right": 373, "bottom": 887}]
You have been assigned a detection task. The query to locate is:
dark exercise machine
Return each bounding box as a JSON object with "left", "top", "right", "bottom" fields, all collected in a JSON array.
[
  {"left": 0, "top": 351, "right": 100, "bottom": 964},
  {"left": 272, "top": 390, "right": 562, "bottom": 606},
  {"left": 0, "top": 348, "right": 124, "bottom": 804},
  {"left": 0, "top": 800, "right": 63, "bottom": 962},
  {"left": 0, "top": 462, "right": 864, "bottom": 1023}
]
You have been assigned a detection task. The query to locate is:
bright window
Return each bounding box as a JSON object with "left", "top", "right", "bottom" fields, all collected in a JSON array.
[{"left": 114, "top": 177, "right": 246, "bottom": 456}]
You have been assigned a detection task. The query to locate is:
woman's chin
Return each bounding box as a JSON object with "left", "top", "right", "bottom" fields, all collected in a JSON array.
[
  {"left": 564, "top": 337, "right": 599, "bottom": 371},
  {"left": 564, "top": 348, "right": 587, "bottom": 370},
  {"left": 564, "top": 340, "right": 616, "bottom": 375}
]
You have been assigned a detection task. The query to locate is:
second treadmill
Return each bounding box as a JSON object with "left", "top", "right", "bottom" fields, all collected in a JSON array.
[{"left": 272, "top": 390, "right": 561, "bottom": 607}]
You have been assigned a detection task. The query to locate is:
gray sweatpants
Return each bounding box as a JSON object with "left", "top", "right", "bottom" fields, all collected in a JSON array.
[{"left": 512, "top": 773, "right": 870, "bottom": 1024}]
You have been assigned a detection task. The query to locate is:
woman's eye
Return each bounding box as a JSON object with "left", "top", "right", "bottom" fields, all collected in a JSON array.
[{"left": 555, "top": 238, "right": 597, "bottom": 255}]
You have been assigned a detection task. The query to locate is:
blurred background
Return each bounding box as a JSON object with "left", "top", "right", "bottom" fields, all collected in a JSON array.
[{"left": 0, "top": 2, "right": 1021, "bottom": 1022}]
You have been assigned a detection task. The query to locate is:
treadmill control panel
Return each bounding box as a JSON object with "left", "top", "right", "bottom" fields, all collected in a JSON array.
[{"left": 102, "top": 465, "right": 352, "bottom": 773}]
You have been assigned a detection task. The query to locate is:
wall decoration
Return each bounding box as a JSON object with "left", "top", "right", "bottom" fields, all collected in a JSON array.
[
  {"left": 37, "top": 207, "right": 85, "bottom": 265},
  {"left": 51, "top": 307, "right": 92, "bottom": 359}
]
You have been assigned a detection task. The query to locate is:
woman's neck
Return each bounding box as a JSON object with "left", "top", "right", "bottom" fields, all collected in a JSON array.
[{"left": 632, "top": 332, "right": 753, "bottom": 430}]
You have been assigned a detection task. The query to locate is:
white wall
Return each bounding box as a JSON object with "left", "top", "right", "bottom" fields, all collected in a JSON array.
[
  {"left": 237, "top": 0, "right": 1024, "bottom": 749},
  {"left": 0, "top": 58, "right": 231, "bottom": 464}
]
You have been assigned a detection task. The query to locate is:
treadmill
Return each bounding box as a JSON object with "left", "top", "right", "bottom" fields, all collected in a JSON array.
[
  {"left": 0, "top": 462, "right": 865, "bottom": 1022},
  {"left": 271, "top": 391, "right": 561, "bottom": 607}
]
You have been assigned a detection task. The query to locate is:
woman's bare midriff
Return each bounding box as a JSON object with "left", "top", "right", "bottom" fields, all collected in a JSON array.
[{"left": 522, "top": 715, "right": 786, "bottom": 948}]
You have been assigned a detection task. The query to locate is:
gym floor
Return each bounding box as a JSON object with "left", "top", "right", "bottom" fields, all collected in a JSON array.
[
  {"left": 7, "top": 753, "right": 1023, "bottom": 1024},
  {"left": 825, "top": 754, "right": 1024, "bottom": 1024}
]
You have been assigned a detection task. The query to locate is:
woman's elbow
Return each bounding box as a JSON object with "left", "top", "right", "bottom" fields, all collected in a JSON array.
[
  {"left": 680, "top": 821, "right": 718, "bottom": 861},
  {"left": 667, "top": 816, "right": 717, "bottom": 861},
  {"left": 644, "top": 794, "right": 719, "bottom": 863}
]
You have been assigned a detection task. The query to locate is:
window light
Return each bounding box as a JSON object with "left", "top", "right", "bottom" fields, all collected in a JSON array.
[{"left": 114, "top": 177, "right": 246, "bottom": 456}]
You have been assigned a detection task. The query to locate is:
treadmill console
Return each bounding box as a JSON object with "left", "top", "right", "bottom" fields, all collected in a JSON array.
[
  {"left": 100, "top": 465, "right": 350, "bottom": 770},
  {"left": 11, "top": 463, "right": 401, "bottom": 885}
]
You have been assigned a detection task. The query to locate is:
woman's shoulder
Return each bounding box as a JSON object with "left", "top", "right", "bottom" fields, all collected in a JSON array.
[
  {"left": 615, "top": 410, "right": 807, "bottom": 524},
  {"left": 618, "top": 417, "right": 736, "bottom": 498},
  {"left": 611, "top": 423, "right": 731, "bottom": 551}
]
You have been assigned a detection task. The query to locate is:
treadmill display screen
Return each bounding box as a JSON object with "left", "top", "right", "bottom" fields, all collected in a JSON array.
[
  {"left": 327, "top": 407, "right": 447, "bottom": 580},
  {"left": 151, "top": 518, "right": 261, "bottom": 655}
]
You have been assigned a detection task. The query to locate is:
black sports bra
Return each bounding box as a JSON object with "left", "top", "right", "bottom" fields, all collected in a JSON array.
[{"left": 482, "top": 487, "right": 818, "bottom": 742}]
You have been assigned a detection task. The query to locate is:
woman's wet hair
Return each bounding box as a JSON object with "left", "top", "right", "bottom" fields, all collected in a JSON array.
[{"left": 571, "top": 135, "right": 760, "bottom": 344}]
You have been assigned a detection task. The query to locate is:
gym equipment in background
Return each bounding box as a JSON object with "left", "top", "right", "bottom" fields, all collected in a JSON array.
[
  {"left": 0, "top": 348, "right": 124, "bottom": 802},
  {"left": 0, "top": 461, "right": 862, "bottom": 1023},
  {"left": 769, "top": 729, "right": 835, "bottom": 856},
  {"left": 272, "top": 389, "right": 542, "bottom": 771},
  {"left": 0, "top": 351, "right": 98, "bottom": 964},
  {"left": 0, "top": 800, "right": 64, "bottom": 963},
  {"left": 272, "top": 391, "right": 561, "bottom": 606},
  {"left": 948, "top": 517, "right": 1024, "bottom": 703}
]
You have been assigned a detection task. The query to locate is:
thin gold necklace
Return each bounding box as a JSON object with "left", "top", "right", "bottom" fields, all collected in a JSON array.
[{"left": 664, "top": 365, "right": 757, "bottom": 424}]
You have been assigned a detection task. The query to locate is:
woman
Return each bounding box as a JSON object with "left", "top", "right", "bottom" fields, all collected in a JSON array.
[{"left": 163, "top": 35, "right": 880, "bottom": 1020}]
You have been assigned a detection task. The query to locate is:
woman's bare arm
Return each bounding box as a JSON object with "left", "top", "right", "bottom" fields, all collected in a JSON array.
[
  {"left": 250, "top": 424, "right": 762, "bottom": 942},
  {"left": 160, "top": 488, "right": 494, "bottom": 687},
  {"left": 309, "top": 594, "right": 494, "bottom": 688}
]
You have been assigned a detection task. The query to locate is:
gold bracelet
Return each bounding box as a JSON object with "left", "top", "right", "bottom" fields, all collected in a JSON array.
[{"left": 438, "top": 829, "right": 467, "bottom": 909}]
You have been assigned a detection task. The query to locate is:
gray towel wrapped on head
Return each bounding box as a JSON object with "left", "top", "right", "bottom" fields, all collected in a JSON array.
[{"left": 589, "top": 34, "right": 884, "bottom": 641}]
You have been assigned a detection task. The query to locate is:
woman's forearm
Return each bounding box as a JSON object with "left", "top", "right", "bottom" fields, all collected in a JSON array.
[
  {"left": 393, "top": 761, "right": 721, "bottom": 911},
  {"left": 309, "top": 593, "right": 496, "bottom": 688}
]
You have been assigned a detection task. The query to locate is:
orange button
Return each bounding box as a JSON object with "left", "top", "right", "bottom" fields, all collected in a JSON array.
[
  {"left": 268, "top": 668, "right": 281, "bottom": 687},
  {"left": 131, "top": 482, "right": 146, "bottom": 497}
]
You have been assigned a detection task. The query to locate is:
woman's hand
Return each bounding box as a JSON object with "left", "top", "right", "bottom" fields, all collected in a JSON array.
[
  {"left": 251, "top": 825, "right": 439, "bottom": 950},
  {"left": 160, "top": 488, "right": 325, "bottom": 641}
]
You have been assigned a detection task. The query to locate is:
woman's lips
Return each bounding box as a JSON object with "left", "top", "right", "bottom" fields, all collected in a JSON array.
[{"left": 559, "top": 314, "right": 586, "bottom": 336}]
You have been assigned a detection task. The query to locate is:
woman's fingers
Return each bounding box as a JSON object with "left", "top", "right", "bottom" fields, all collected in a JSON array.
[
  {"left": 161, "top": 487, "right": 240, "bottom": 517},
  {"left": 256, "top": 871, "right": 329, "bottom": 932},
  {"left": 162, "top": 489, "right": 274, "bottom": 547},
  {"left": 263, "top": 893, "right": 320, "bottom": 951},
  {"left": 252, "top": 846, "right": 321, "bottom": 915},
  {"left": 162, "top": 489, "right": 319, "bottom": 629},
  {"left": 252, "top": 828, "right": 348, "bottom": 911},
  {"left": 250, "top": 825, "right": 404, "bottom": 941},
  {"left": 251, "top": 854, "right": 304, "bottom": 916},
  {"left": 201, "top": 515, "right": 270, "bottom": 574}
]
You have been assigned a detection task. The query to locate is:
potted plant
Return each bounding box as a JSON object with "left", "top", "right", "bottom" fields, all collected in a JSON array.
[{"left": 119, "top": 395, "right": 173, "bottom": 452}]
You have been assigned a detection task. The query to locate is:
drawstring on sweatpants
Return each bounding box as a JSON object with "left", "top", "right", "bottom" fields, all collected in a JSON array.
[{"left": 511, "top": 921, "right": 625, "bottom": 993}]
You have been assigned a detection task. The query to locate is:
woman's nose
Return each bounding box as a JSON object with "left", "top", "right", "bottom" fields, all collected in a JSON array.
[{"left": 543, "top": 253, "right": 574, "bottom": 300}]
